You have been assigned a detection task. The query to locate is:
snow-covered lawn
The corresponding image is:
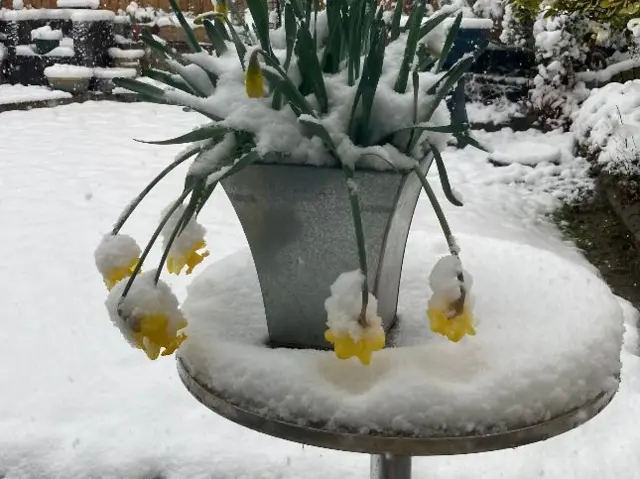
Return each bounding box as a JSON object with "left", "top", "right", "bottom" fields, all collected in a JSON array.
[{"left": 1, "top": 101, "right": 638, "bottom": 478}]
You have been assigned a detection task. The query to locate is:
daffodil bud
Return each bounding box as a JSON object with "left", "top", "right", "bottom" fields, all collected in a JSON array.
[
  {"left": 245, "top": 51, "right": 264, "bottom": 99},
  {"left": 215, "top": 0, "right": 228, "bottom": 15}
]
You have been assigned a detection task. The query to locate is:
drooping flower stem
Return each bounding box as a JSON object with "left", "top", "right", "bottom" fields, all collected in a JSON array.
[
  {"left": 412, "top": 164, "right": 466, "bottom": 313},
  {"left": 120, "top": 187, "right": 193, "bottom": 302},
  {"left": 111, "top": 146, "right": 201, "bottom": 235},
  {"left": 153, "top": 187, "right": 201, "bottom": 285},
  {"left": 342, "top": 165, "right": 369, "bottom": 327}
]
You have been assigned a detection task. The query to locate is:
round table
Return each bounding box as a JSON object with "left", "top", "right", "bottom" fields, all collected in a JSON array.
[
  {"left": 177, "top": 357, "right": 616, "bottom": 478},
  {"left": 176, "top": 236, "right": 623, "bottom": 479}
]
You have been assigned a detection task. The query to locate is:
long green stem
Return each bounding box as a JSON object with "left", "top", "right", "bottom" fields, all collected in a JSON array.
[
  {"left": 111, "top": 146, "right": 200, "bottom": 235},
  {"left": 342, "top": 165, "right": 369, "bottom": 327},
  {"left": 413, "top": 164, "right": 457, "bottom": 253},
  {"left": 413, "top": 163, "right": 466, "bottom": 314},
  {"left": 119, "top": 188, "right": 192, "bottom": 305}
]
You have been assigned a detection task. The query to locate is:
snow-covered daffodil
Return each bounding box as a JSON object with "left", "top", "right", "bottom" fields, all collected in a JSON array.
[
  {"left": 245, "top": 52, "right": 264, "bottom": 98},
  {"left": 324, "top": 270, "right": 385, "bottom": 365},
  {"left": 167, "top": 239, "right": 210, "bottom": 275},
  {"left": 325, "top": 325, "right": 385, "bottom": 365},
  {"left": 161, "top": 204, "right": 209, "bottom": 276},
  {"left": 427, "top": 303, "right": 475, "bottom": 342},
  {"left": 133, "top": 314, "right": 188, "bottom": 360},
  {"left": 427, "top": 254, "right": 476, "bottom": 342},
  {"left": 106, "top": 271, "right": 188, "bottom": 360},
  {"left": 104, "top": 257, "right": 139, "bottom": 290},
  {"left": 94, "top": 233, "right": 141, "bottom": 290}
]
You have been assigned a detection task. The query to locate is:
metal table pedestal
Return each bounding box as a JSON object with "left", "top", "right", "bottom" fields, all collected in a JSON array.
[{"left": 371, "top": 454, "right": 412, "bottom": 479}]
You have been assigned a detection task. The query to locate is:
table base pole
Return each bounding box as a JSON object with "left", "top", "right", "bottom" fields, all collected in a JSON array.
[{"left": 370, "top": 454, "right": 412, "bottom": 479}]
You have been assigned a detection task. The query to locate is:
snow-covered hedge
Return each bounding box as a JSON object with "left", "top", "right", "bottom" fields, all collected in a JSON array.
[
  {"left": 496, "top": 1, "right": 640, "bottom": 129},
  {"left": 528, "top": 10, "right": 592, "bottom": 130},
  {"left": 572, "top": 80, "right": 640, "bottom": 178}
]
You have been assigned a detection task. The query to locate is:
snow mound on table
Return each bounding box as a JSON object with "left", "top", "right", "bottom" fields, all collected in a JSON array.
[{"left": 179, "top": 232, "right": 623, "bottom": 437}]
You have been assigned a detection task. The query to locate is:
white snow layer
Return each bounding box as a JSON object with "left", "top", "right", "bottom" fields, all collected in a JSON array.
[
  {"left": 94, "top": 233, "right": 139, "bottom": 276},
  {"left": 444, "top": 17, "right": 493, "bottom": 30},
  {"left": 108, "top": 47, "right": 146, "bottom": 59},
  {"left": 324, "top": 270, "right": 382, "bottom": 340},
  {"left": 428, "top": 254, "right": 472, "bottom": 306},
  {"left": 488, "top": 141, "right": 562, "bottom": 166},
  {"left": 466, "top": 99, "right": 524, "bottom": 125},
  {"left": 0, "top": 102, "right": 636, "bottom": 478},
  {"left": 179, "top": 233, "right": 623, "bottom": 436},
  {"left": 93, "top": 67, "right": 138, "bottom": 79}
]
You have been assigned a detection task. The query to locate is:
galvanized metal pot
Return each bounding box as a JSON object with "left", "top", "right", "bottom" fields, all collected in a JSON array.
[{"left": 221, "top": 159, "right": 430, "bottom": 349}]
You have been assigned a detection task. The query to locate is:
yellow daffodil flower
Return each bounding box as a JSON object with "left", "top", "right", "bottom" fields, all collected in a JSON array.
[
  {"left": 427, "top": 304, "right": 475, "bottom": 342},
  {"left": 245, "top": 53, "right": 264, "bottom": 98},
  {"left": 104, "top": 257, "right": 139, "bottom": 290},
  {"left": 132, "top": 314, "right": 188, "bottom": 360},
  {"left": 167, "top": 240, "right": 210, "bottom": 275},
  {"left": 325, "top": 327, "right": 385, "bottom": 365},
  {"left": 215, "top": 0, "right": 228, "bottom": 14}
]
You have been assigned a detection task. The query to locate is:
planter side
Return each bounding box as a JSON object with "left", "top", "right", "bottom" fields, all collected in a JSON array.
[{"left": 222, "top": 160, "right": 426, "bottom": 349}]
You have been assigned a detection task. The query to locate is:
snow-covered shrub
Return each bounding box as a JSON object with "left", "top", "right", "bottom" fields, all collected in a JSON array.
[
  {"left": 628, "top": 18, "right": 640, "bottom": 54},
  {"left": 501, "top": 0, "right": 638, "bottom": 129},
  {"left": 572, "top": 80, "right": 640, "bottom": 185},
  {"left": 529, "top": 10, "right": 591, "bottom": 130},
  {"left": 472, "top": 0, "right": 504, "bottom": 21},
  {"left": 500, "top": 0, "right": 537, "bottom": 48},
  {"left": 547, "top": 0, "right": 640, "bottom": 30}
]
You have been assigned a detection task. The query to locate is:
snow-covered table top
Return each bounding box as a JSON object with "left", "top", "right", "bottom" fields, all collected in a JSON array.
[{"left": 179, "top": 231, "right": 623, "bottom": 442}]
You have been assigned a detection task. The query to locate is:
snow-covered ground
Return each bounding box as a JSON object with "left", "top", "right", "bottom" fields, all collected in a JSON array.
[
  {"left": 1, "top": 101, "right": 638, "bottom": 478},
  {"left": 466, "top": 99, "right": 524, "bottom": 126}
]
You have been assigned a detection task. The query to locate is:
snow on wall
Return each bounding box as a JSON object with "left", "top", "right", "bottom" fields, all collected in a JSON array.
[
  {"left": 44, "top": 64, "right": 93, "bottom": 78},
  {"left": 0, "top": 8, "right": 114, "bottom": 21},
  {"left": 57, "top": 0, "right": 100, "bottom": 8},
  {"left": 108, "top": 47, "right": 145, "bottom": 59}
]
